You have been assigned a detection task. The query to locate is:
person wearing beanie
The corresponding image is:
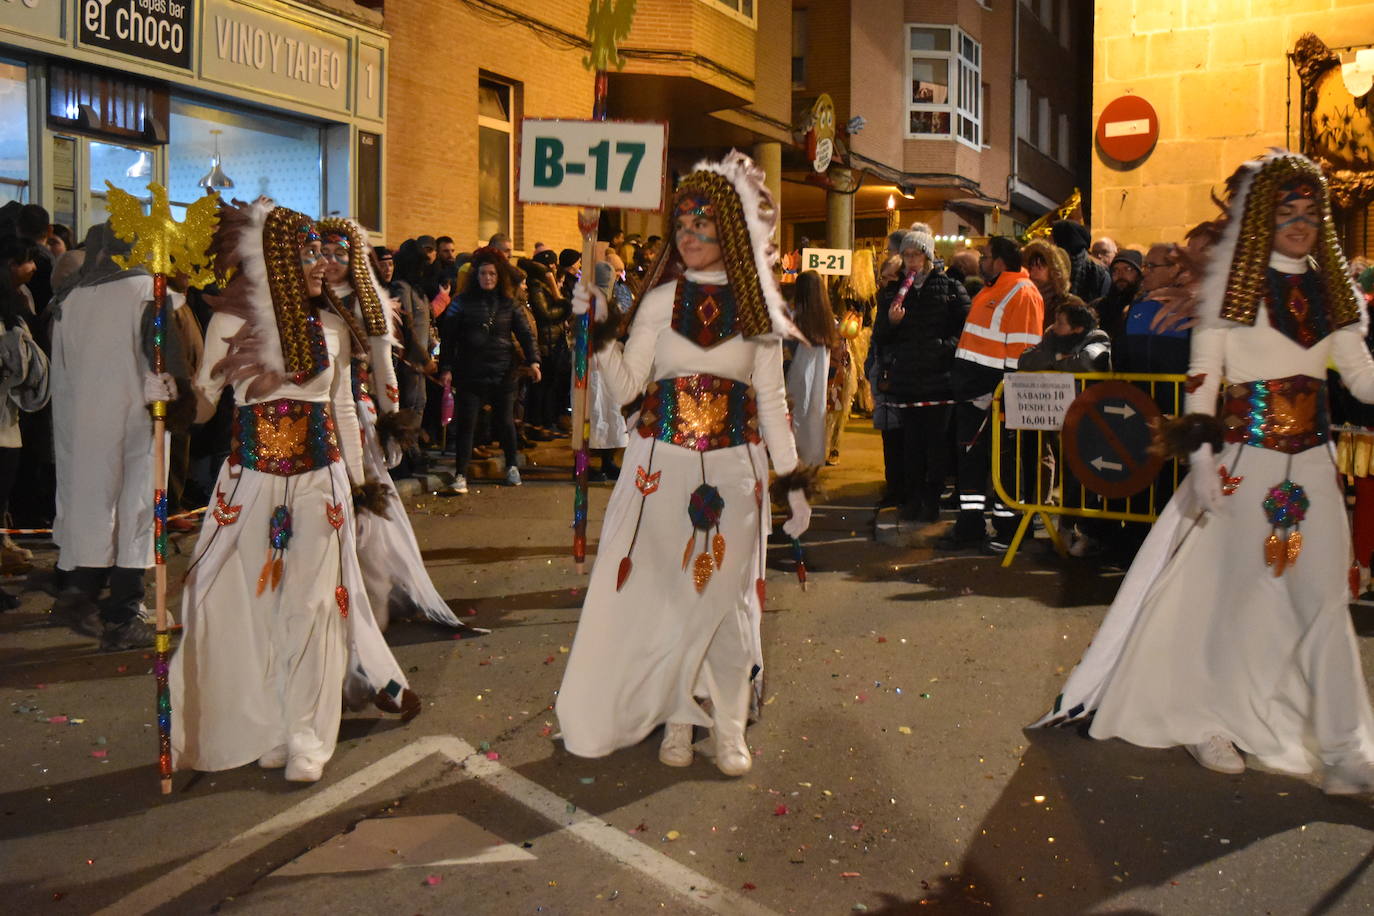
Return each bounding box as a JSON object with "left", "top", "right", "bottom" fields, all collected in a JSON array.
[
  {"left": 557, "top": 248, "right": 582, "bottom": 300},
  {"left": 1092, "top": 249, "right": 1144, "bottom": 340},
  {"left": 1051, "top": 219, "right": 1110, "bottom": 303},
  {"left": 872, "top": 229, "right": 970, "bottom": 522}
]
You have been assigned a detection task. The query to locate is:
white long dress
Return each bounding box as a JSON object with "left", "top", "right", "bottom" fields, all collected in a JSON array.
[
  {"left": 50, "top": 275, "right": 179, "bottom": 570},
  {"left": 171, "top": 309, "right": 410, "bottom": 773},
  {"left": 556, "top": 268, "right": 799, "bottom": 758},
  {"left": 786, "top": 341, "right": 829, "bottom": 468},
  {"left": 339, "top": 290, "right": 463, "bottom": 631},
  {"left": 1037, "top": 290, "right": 1374, "bottom": 774}
]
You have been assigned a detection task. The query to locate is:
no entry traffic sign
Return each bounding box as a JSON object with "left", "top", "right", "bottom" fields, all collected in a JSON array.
[
  {"left": 1062, "top": 381, "right": 1164, "bottom": 499},
  {"left": 1096, "top": 95, "right": 1159, "bottom": 165}
]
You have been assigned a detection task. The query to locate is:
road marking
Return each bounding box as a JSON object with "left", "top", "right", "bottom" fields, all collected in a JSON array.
[{"left": 98, "top": 735, "right": 780, "bottom": 916}]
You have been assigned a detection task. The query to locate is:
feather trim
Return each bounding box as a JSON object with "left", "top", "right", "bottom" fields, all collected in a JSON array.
[
  {"left": 687, "top": 150, "right": 801, "bottom": 342},
  {"left": 590, "top": 314, "right": 623, "bottom": 352},
  {"left": 375, "top": 408, "right": 421, "bottom": 452},
  {"left": 769, "top": 463, "right": 821, "bottom": 505},
  {"left": 1150, "top": 412, "right": 1224, "bottom": 460},
  {"left": 205, "top": 198, "right": 288, "bottom": 389}
]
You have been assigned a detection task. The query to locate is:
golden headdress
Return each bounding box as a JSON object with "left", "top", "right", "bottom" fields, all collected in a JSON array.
[
  {"left": 317, "top": 217, "right": 391, "bottom": 338},
  {"left": 634, "top": 151, "right": 800, "bottom": 340},
  {"left": 206, "top": 198, "right": 334, "bottom": 399},
  {"left": 1198, "top": 150, "right": 1362, "bottom": 332}
]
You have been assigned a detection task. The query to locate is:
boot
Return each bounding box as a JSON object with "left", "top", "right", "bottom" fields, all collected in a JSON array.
[{"left": 711, "top": 681, "right": 753, "bottom": 777}]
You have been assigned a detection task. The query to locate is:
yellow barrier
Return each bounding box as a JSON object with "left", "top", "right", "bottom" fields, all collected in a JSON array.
[{"left": 989, "top": 372, "right": 1188, "bottom": 567}]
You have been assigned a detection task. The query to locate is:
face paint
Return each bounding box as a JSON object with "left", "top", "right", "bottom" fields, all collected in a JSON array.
[
  {"left": 679, "top": 228, "right": 719, "bottom": 245},
  {"left": 1276, "top": 213, "right": 1321, "bottom": 230}
]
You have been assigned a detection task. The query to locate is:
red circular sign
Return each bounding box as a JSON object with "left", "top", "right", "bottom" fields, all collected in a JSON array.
[{"left": 1096, "top": 95, "right": 1159, "bottom": 164}]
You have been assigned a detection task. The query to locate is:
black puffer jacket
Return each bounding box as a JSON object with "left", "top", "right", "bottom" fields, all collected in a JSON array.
[
  {"left": 518, "top": 258, "right": 571, "bottom": 358},
  {"left": 437, "top": 289, "right": 538, "bottom": 385},
  {"left": 872, "top": 267, "right": 971, "bottom": 402}
]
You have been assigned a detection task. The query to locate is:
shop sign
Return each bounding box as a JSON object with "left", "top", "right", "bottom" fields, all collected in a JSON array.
[
  {"left": 202, "top": 0, "right": 349, "bottom": 112},
  {"left": 355, "top": 41, "right": 383, "bottom": 122},
  {"left": 800, "top": 247, "right": 851, "bottom": 276},
  {"left": 519, "top": 119, "right": 667, "bottom": 211},
  {"left": 78, "top": 0, "right": 194, "bottom": 70},
  {"left": 0, "top": 0, "right": 64, "bottom": 45}
]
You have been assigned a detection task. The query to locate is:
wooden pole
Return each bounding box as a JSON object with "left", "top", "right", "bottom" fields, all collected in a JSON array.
[{"left": 150, "top": 273, "right": 173, "bottom": 795}]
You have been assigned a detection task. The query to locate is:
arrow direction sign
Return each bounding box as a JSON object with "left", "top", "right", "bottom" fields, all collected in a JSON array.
[
  {"left": 1090, "top": 456, "right": 1124, "bottom": 472},
  {"left": 1103, "top": 403, "right": 1136, "bottom": 419}
]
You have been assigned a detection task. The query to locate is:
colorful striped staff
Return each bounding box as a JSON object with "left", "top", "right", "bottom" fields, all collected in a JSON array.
[
  {"left": 572, "top": 1, "right": 634, "bottom": 571},
  {"left": 105, "top": 182, "right": 219, "bottom": 794}
]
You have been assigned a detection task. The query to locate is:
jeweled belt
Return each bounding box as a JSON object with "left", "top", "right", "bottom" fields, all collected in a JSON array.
[
  {"left": 636, "top": 374, "right": 761, "bottom": 451},
  {"left": 1221, "top": 375, "right": 1329, "bottom": 454},
  {"left": 230, "top": 398, "right": 341, "bottom": 475}
]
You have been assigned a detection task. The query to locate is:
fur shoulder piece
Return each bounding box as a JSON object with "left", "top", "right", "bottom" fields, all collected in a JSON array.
[
  {"left": 351, "top": 480, "right": 391, "bottom": 519},
  {"left": 1151, "top": 412, "right": 1224, "bottom": 460},
  {"left": 769, "top": 464, "right": 821, "bottom": 505}
]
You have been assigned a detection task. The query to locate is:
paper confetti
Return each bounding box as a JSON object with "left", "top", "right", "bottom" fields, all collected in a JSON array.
[
  {"left": 424, "top": 875, "right": 442, "bottom": 886},
  {"left": 898, "top": 726, "right": 912, "bottom": 735}
]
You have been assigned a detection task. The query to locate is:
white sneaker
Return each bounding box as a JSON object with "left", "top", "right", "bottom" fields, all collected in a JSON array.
[
  {"left": 257, "top": 745, "right": 287, "bottom": 769},
  {"left": 440, "top": 475, "right": 468, "bottom": 497},
  {"left": 658, "top": 723, "right": 694, "bottom": 767},
  {"left": 284, "top": 755, "right": 324, "bottom": 782},
  {"left": 714, "top": 729, "right": 752, "bottom": 776},
  {"left": 1186, "top": 736, "right": 1245, "bottom": 774},
  {"left": 504, "top": 466, "right": 522, "bottom": 487},
  {"left": 1322, "top": 760, "right": 1374, "bottom": 795}
]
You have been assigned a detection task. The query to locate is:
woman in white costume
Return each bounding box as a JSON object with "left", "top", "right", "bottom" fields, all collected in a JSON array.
[
  {"left": 316, "top": 218, "right": 474, "bottom": 634},
  {"left": 171, "top": 202, "right": 419, "bottom": 784},
  {"left": 1035, "top": 152, "right": 1374, "bottom": 795},
  {"left": 556, "top": 152, "right": 813, "bottom": 776}
]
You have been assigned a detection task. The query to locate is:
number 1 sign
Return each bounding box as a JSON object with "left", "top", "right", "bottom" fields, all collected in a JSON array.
[{"left": 519, "top": 119, "right": 668, "bottom": 211}]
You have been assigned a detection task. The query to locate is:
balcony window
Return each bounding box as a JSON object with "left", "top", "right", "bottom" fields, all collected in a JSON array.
[
  {"left": 478, "top": 76, "right": 515, "bottom": 244},
  {"left": 906, "top": 24, "right": 981, "bottom": 148},
  {"left": 697, "top": 0, "right": 756, "bottom": 25}
]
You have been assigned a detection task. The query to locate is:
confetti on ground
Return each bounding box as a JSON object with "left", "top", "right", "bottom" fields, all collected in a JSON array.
[
  {"left": 665, "top": 830, "right": 681, "bottom": 841},
  {"left": 898, "top": 726, "right": 912, "bottom": 735},
  {"left": 840, "top": 871, "right": 862, "bottom": 878},
  {"left": 876, "top": 636, "right": 887, "bottom": 643},
  {"left": 485, "top": 751, "right": 500, "bottom": 761},
  {"left": 91, "top": 750, "right": 107, "bottom": 759},
  {"left": 579, "top": 776, "right": 595, "bottom": 784},
  {"left": 774, "top": 804, "right": 790, "bottom": 816},
  {"left": 539, "top": 726, "right": 553, "bottom": 737},
  {"left": 559, "top": 646, "right": 570, "bottom": 653},
  {"left": 628, "top": 823, "right": 647, "bottom": 835},
  {"left": 48, "top": 716, "right": 68, "bottom": 724},
  {"left": 741, "top": 882, "right": 757, "bottom": 891},
  {"left": 424, "top": 875, "right": 442, "bottom": 886}
]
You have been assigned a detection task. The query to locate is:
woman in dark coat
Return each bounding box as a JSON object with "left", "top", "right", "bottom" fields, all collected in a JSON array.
[
  {"left": 437, "top": 247, "right": 540, "bottom": 493},
  {"left": 518, "top": 256, "right": 571, "bottom": 439},
  {"left": 873, "top": 228, "right": 970, "bottom": 522}
]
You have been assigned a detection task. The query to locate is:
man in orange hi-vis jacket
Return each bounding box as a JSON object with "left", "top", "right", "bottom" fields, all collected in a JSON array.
[{"left": 936, "top": 236, "right": 1045, "bottom": 552}]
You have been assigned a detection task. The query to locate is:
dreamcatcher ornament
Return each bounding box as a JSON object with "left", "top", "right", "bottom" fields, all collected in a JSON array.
[
  {"left": 256, "top": 504, "right": 292, "bottom": 594},
  {"left": 683, "top": 483, "right": 726, "bottom": 593},
  {"left": 1262, "top": 479, "right": 1309, "bottom": 575}
]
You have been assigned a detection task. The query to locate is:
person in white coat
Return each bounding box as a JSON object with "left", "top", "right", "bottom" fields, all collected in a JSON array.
[
  {"left": 1035, "top": 151, "right": 1374, "bottom": 795},
  {"left": 49, "top": 224, "right": 194, "bottom": 650},
  {"left": 170, "top": 201, "right": 419, "bottom": 783},
  {"left": 785, "top": 269, "right": 836, "bottom": 468},
  {"left": 556, "top": 152, "right": 813, "bottom": 776}
]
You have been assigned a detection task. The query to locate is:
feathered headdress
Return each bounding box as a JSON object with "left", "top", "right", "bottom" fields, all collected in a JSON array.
[
  {"left": 316, "top": 217, "right": 394, "bottom": 340},
  {"left": 1197, "top": 149, "right": 1363, "bottom": 333},
  {"left": 634, "top": 150, "right": 800, "bottom": 340},
  {"left": 206, "top": 198, "right": 332, "bottom": 400}
]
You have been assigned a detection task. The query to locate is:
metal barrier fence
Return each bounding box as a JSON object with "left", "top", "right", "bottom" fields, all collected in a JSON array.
[{"left": 989, "top": 372, "right": 1188, "bottom": 567}]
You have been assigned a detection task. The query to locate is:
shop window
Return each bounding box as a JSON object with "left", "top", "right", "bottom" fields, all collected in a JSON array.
[
  {"left": 166, "top": 96, "right": 323, "bottom": 219},
  {"left": 478, "top": 76, "right": 515, "bottom": 245},
  {"left": 0, "top": 60, "right": 28, "bottom": 205},
  {"left": 906, "top": 25, "right": 981, "bottom": 149}
]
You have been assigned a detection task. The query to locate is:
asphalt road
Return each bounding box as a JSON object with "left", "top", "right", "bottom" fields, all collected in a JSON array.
[{"left": 4, "top": 421, "right": 1374, "bottom": 915}]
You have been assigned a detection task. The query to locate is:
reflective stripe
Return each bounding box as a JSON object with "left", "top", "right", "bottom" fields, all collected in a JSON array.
[
  {"left": 955, "top": 347, "right": 1005, "bottom": 369},
  {"left": 1005, "top": 332, "right": 1042, "bottom": 346}
]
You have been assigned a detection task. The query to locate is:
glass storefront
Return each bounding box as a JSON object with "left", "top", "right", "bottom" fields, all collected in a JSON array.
[
  {"left": 0, "top": 59, "right": 28, "bottom": 205},
  {"left": 168, "top": 96, "right": 324, "bottom": 218}
]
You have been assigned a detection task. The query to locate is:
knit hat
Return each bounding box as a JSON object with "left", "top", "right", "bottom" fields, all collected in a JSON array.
[
  {"left": 900, "top": 227, "right": 935, "bottom": 261},
  {"left": 533, "top": 248, "right": 558, "bottom": 269},
  {"left": 1050, "top": 220, "right": 1091, "bottom": 256},
  {"left": 1109, "top": 248, "right": 1143, "bottom": 275},
  {"left": 416, "top": 234, "right": 437, "bottom": 251},
  {"left": 558, "top": 248, "right": 581, "bottom": 270}
]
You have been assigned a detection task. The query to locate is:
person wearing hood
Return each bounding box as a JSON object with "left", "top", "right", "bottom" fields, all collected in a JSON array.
[
  {"left": 1017, "top": 302, "right": 1111, "bottom": 372},
  {"left": 48, "top": 223, "right": 195, "bottom": 649},
  {"left": 1051, "top": 219, "right": 1110, "bottom": 303},
  {"left": 436, "top": 246, "right": 540, "bottom": 493},
  {"left": 518, "top": 255, "right": 571, "bottom": 442}
]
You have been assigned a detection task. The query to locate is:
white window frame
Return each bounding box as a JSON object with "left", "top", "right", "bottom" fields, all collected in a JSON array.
[
  {"left": 695, "top": 0, "right": 757, "bottom": 27},
  {"left": 477, "top": 75, "right": 515, "bottom": 243},
  {"left": 905, "top": 23, "right": 982, "bottom": 150}
]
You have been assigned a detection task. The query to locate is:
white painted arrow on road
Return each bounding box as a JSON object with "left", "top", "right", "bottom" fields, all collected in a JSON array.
[
  {"left": 1103, "top": 404, "right": 1136, "bottom": 419},
  {"left": 1091, "top": 456, "right": 1124, "bottom": 472}
]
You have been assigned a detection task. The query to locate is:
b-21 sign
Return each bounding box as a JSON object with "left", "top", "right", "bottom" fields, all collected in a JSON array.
[
  {"left": 800, "top": 247, "right": 852, "bottom": 276},
  {"left": 519, "top": 120, "right": 667, "bottom": 211}
]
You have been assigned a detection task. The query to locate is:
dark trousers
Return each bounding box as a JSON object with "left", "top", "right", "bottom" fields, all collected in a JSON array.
[
  {"left": 397, "top": 359, "right": 427, "bottom": 416},
  {"left": 70, "top": 566, "right": 145, "bottom": 625},
  {"left": 0, "top": 445, "right": 20, "bottom": 522},
  {"left": 899, "top": 404, "right": 952, "bottom": 515},
  {"left": 952, "top": 401, "right": 1018, "bottom": 541},
  {"left": 880, "top": 428, "right": 904, "bottom": 505},
  {"left": 452, "top": 379, "right": 517, "bottom": 476}
]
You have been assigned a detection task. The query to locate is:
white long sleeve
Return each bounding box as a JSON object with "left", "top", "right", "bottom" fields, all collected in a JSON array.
[
  {"left": 1184, "top": 327, "right": 1226, "bottom": 416},
  {"left": 1331, "top": 325, "right": 1374, "bottom": 404},
  {"left": 753, "top": 335, "right": 799, "bottom": 474}
]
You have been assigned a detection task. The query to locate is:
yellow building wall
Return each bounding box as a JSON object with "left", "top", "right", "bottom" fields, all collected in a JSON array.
[{"left": 1092, "top": 0, "right": 1374, "bottom": 248}]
